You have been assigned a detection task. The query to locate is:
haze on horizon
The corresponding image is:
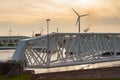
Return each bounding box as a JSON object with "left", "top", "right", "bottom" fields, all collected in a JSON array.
[{"left": 0, "top": 0, "right": 120, "bottom": 36}]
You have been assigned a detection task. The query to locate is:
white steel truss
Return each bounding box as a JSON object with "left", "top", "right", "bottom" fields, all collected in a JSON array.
[
  {"left": 0, "top": 36, "right": 29, "bottom": 49},
  {"left": 12, "top": 33, "right": 120, "bottom": 68}
]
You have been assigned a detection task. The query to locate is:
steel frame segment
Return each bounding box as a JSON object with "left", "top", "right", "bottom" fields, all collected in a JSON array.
[{"left": 12, "top": 33, "right": 120, "bottom": 68}]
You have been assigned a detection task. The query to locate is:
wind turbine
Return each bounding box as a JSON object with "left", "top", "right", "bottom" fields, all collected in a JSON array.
[{"left": 72, "top": 8, "right": 89, "bottom": 33}]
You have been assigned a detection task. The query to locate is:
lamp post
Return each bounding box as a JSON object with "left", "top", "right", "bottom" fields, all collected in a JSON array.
[
  {"left": 46, "top": 19, "right": 51, "bottom": 34},
  {"left": 46, "top": 19, "right": 51, "bottom": 66},
  {"left": 46, "top": 19, "right": 51, "bottom": 53}
]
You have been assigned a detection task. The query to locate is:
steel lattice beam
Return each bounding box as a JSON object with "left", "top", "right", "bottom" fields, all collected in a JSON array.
[{"left": 12, "top": 33, "right": 120, "bottom": 68}]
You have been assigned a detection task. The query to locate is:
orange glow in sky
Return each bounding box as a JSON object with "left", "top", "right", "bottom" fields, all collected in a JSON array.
[{"left": 0, "top": 0, "right": 120, "bottom": 36}]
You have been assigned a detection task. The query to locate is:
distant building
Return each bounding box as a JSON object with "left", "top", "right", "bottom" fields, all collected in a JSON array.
[
  {"left": 35, "top": 34, "right": 41, "bottom": 36},
  {"left": 0, "top": 36, "right": 30, "bottom": 49}
]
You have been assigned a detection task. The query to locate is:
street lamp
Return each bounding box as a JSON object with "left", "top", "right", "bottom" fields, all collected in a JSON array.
[
  {"left": 46, "top": 19, "right": 51, "bottom": 34},
  {"left": 46, "top": 19, "right": 51, "bottom": 54},
  {"left": 46, "top": 19, "right": 51, "bottom": 66}
]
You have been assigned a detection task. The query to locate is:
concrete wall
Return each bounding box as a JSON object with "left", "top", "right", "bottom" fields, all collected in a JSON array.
[{"left": 32, "top": 66, "right": 120, "bottom": 79}]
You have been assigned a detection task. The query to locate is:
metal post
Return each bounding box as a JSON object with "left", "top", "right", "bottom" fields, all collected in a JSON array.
[
  {"left": 46, "top": 19, "right": 50, "bottom": 51},
  {"left": 57, "top": 27, "right": 59, "bottom": 33},
  {"left": 46, "top": 19, "right": 51, "bottom": 67},
  {"left": 9, "top": 27, "right": 12, "bottom": 36}
]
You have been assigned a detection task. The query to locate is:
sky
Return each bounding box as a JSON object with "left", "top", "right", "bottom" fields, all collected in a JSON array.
[{"left": 0, "top": 0, "right": 120, "bottom": 36}]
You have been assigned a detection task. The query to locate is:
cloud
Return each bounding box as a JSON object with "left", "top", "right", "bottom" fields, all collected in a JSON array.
[{"left": 93, "top": 17, "right": 120, "bottom": 26}]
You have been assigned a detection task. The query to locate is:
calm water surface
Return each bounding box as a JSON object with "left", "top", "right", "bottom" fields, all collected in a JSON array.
[{"left": 0, "top": 49, "right": 15, "bottom": 60}]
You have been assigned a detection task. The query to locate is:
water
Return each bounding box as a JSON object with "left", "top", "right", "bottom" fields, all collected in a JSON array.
[
  {"left": 1, "top": 49, "right": 120, "bottom": 74},
  {"left": 0, "top": 49, "right": 15, "bottom": 60}
]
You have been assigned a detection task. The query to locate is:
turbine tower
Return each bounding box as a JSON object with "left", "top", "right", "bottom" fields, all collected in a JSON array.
[{"left": 72, "top": 8, "right": 89, "bottom": 33}]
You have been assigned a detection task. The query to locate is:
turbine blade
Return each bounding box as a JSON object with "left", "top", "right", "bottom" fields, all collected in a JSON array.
[
  {"left": 72, "top": 8, "right": 80, "bottom": 16},
  {"left": 76, "top": 17, "right": 80, "bottom": 26},
  {"left": 80, "top": 14, "right": 89, "bottom": 17}
]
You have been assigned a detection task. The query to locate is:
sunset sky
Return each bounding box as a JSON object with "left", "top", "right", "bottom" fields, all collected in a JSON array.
[{"left": 0, "top": 0, "right": 120, "bottom": 36}]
